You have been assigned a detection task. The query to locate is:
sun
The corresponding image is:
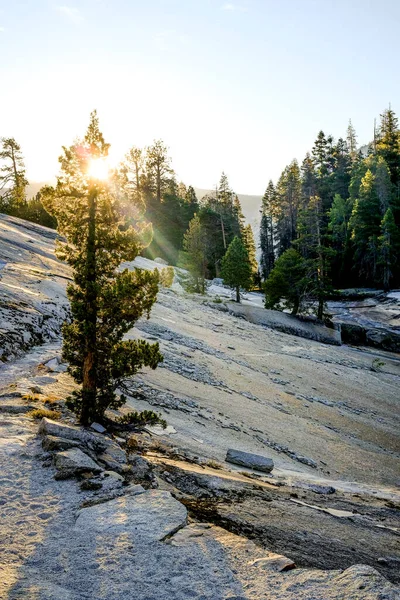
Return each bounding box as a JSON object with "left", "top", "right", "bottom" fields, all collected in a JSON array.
[{"left": 87, "top": 157, "right": 111, "bottom": 180}]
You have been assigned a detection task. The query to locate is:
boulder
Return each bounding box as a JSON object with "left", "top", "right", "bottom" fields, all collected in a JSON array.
[
  {"left": 366, "top": 328, "right": 400, "bottom": 353},
  {"left": 100, "top": 437, "right": 127, "bottom": 464},
  {"left": 39, "top": 418, "right": 98, "bottom": 446},
  {"left": 42, "top": 435, "right": 82, "bottom": 452},
  {"left": 129, "top": 454, "right": 156, "bottom": 486},
  {"left": 309, "top": 484, "right": 336, "bottom": 495},
  {"left": 295, "top": 455, "right": 318, "bottom": 468},
  {"left": 102, "top": 470, "right": 124, "bottom": 482},
  {"left": 74, "top": 490, "right": 187, "bottom": 542},
  {"left": 250, "top": 553, "right": 296, "bottom": 572},
  {"left": 90, "top": 422, "right": 106, "bottom": 433},
  {"left": 0, "top": 403, "right": 36, "bottom": 414},
  {"left": 38, "top": 417, "right": 115, "bottom": 454},
  {"left": 226, "top": 449, "right": 274, "bottom": 473},
  {"left": 154, "top": 257, "right": 168, "bottom": 265},
  {"left": 96, "top": 437, "right": 127, "bottom": 472},
  {"left": 53, "top": 448, "right": 102, "bottom": 479},
  {"left": 43, "top": 357, "right": 60, "bottom": 372}
]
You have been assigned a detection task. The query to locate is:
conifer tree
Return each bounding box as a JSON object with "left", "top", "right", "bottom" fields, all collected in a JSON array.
[
  {"left": 123, "top": 146, "right": 144, "bottom": 203},
  {"left": 346, "top": 120, "right": 358, "bottom": 163},
  {"left": 242, "top": 223, "right": 257, "bottom": 278},
  {"left": 0, "top": 137, "right": 28, "bottom": 213},
  {"left": 43, "top": 111, "right": 162, "bottom": 425},
  {"left": 145, "top": 139, "right": 173, "bottom": 204},
  {"left": 232, "top": 194, "right": 244, "bottom": 233},
  {"left": 378, "top": 208, "right": 400, "bottom": 290},
  {"left": 181, "top": 214, "right": 207, "bottom": 293},
  {"left": 350, "top": 169, "right": 382, "bottom": 283},
  {"left": 274, "top": 161, "right": 301, "bottom": 255},
  {"left": 264, "top": 248, "right": 306, "bottom": 315},
  {"left": 375, "top": 157, "right": 392, "bottom": 214},
  {"left": 221, "top": 236, "right": 252, "bottom": 302},
  {"left": 259, "top": 181, "right": 276, "bottom": 280},
  {"left": 376, "top": 107, "right": 400, "bottom": 190},
  {"left": 295, "top": 195, "right": 331, "bottom": 319}
]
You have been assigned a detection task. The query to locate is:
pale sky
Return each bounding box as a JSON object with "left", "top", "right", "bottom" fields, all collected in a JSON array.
[{"left": 1, "top": 0, "right": 399, "bottom": 194}]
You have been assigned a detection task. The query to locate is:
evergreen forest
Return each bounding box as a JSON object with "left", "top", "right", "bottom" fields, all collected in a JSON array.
[{"left": 1, "top": 106, "right": 399, "bottom": 313}]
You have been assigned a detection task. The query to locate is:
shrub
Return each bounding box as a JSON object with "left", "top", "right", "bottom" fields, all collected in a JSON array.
[
  {"left": 371, "top": 358, "right": 385, "bottom": 372},
  {"left": 27, "top": 408, "right": 62, "bottom": 420},
  {"left": 22, "top": 393, "right": 41, "bottom": 402},
  {"left": 118, "top": 410, "right": 167, "bottom": 429},
  {"left": 159, "top": 266, "right": 175, "bottom": 288},
  {"left": 43, "top": 395, "right": 61, "bottom": 405}
]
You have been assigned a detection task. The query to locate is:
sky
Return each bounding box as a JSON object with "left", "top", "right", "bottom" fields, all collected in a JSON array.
[{"left": 0, "top": 0, "right": 399, "bottom": 195}]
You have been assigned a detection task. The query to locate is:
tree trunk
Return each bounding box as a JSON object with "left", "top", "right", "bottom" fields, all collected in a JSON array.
[
  {"left": 236, "top": 286, "right": 240, "bottom": 303},
  {"left": 220, "top": 215, "right": 226, "bottom": 250},
  {"left": 317, "top": 297, "right": 324, "bottom": 320},
  {"left": 292, "top": 296, "right": 299, "bottom": 315},
  {"left": 81, "top": 187, "right": 98, "bottom": 425},
  {"left": 156, "top": 164, "right": 161, "bottom": 203}
]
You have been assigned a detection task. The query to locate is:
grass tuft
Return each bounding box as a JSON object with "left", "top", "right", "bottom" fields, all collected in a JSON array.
[{"left": 27, "top": 408, "right": 62, "bottom": 420}]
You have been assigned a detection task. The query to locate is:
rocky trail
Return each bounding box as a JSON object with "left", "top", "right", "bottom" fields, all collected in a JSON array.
[{"left": 1, "top": 214, "right": 399, "bottom": 599}]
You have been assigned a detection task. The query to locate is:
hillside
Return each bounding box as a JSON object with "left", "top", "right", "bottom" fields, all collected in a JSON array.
[
  {"left": 0, "top": 214, "right": 399, "bottom": 599},
  {"left": 195, "top": 188, "right": 262, "bottom": 226}
]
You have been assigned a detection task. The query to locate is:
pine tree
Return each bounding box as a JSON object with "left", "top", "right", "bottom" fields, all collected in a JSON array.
[
  {"left": 350, "top": 169, "right": 382, "bottom": 283},
  {"left": 378, "top": 208, "right": 400, "bottom": 291},
  {"left": 145, "top": 139, "right": 173, "bottom": 204},
  {"left": 43, "top": 111, "right": 162, "bottom": 425},
  {"left": 233, "top": 194, "right": 245, "bottom": 235},
  {"left": 375, "top": 157, "right": 392, "bottom": 214},
  {"left": 295, "top": 195, "right": 331, "bottom": 319},
  {"left": 376, "top": 107, "right": 400, "bottom": 190},
  {"left": 312, "top": 131, "right": 335, "bottom": 211},
  {"left": 242, "top": 223, "right": 257, "bottom": 278},
  {"left": 123, "top": 146, "right": 144, "bottom": 203},
  {"left": 328, "top": 193, "right": 353, "bottom": 286},
  {"left": 221, "top": 236, "right": 252, "bottom": 302},
  {"left": 332, "top": 138, "right": 351, "bottom": 199},
  {"left": 259, "top": 181, "right": 275, "bottom": 280},
  {"left": 346, "top": 120, "right": 358, "bottom": 163},
  {"left": 218, "top": 172, "right": 233, "bottom": 209},
  {"left": 264, "top": 248, "right": 306, "bottom": 315},
  {"left": 21, "top": 190, "right": 57, "bottom": 229},
  {"left": 274, "top": 160, "right": 301, "bottom": 255},
  {"left": 181, "top": 214, "right": 207, "bottom": 293},
  {"left": 0, "top": 137, "right": 28, "bottom": 214}
]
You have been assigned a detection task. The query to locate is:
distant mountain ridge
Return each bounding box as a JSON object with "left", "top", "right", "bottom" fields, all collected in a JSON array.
[
  {"left": 194, "top": 188, "right": 262, "bottom": 227},
  {"left": 23, "top": 183, "right": 263, "bottom": 227}
]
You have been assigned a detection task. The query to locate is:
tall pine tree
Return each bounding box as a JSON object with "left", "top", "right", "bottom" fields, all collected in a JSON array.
[{"left": 43, "top": 111, "right": 162, "bottom": 424}]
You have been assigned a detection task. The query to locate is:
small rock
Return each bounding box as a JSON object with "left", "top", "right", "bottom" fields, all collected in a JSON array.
[
  {"left": 102, "top": 470, "right": 124, "bottom": 482},
  {"left": 39, "top": 418, "right": 99, "bottom": 447},
  {"left": 43, "top": 357, "right": 60, "bottom": 372},
  {"left": 53, "top": 449, "right": 102, "bottom": 479},
  {"left": 42, "top": 435, "right": 82, "bottom": 452},
  {"left": 250, "top": 553, "right": 296, "bottom": 572},
  {"left": 129, "top": 455, "right": 155, "bottom": 486},
  {"left": 145, "top": 424, "right": 176, "bottom": 436},
  {"left": 90, "top": 422, "right": 107, "bottom": 434},
  {"left": 0, "top": 404, "right": 36, "bottom": 414},
  {"left": 226, "top": 449, "right": 274, "bottom": 473},
  {"left": 125, "top": 484, "right": 146, "bottom": 496},
  {"left": 309, "top": 484, "right": 336, "bottom": 495},
  {"left": 295, "top": 455, "right": 318, "bottom": 469},
  {"left": 30, "top": 386, "right": 42, "bottom": 394}
]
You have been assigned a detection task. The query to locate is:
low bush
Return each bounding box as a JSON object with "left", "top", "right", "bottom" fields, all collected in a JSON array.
[
  {"left": 27, "top": 408, "right": 62, "bottom": 420},
  {"left": 118, "top": 410, "right": 167, "bottom": 429}
]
